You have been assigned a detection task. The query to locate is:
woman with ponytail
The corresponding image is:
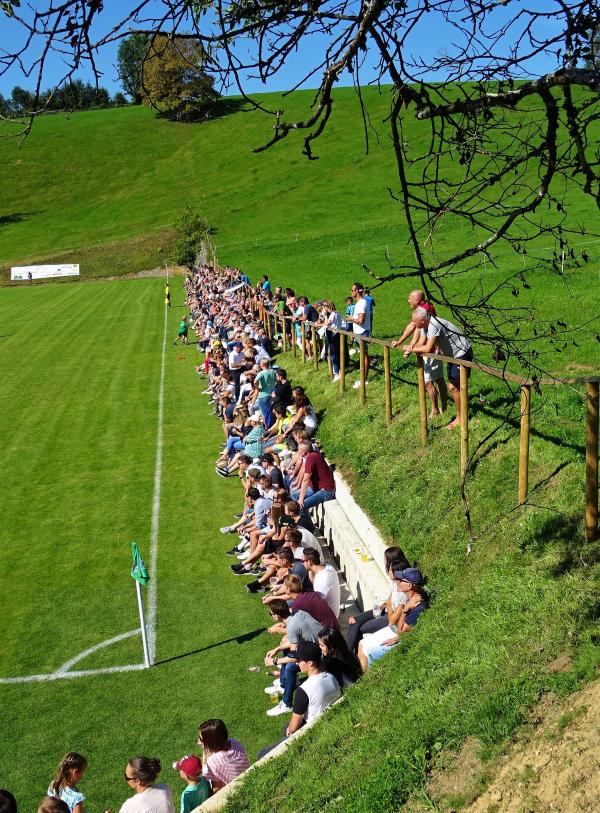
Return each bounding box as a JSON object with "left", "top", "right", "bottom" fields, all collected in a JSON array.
[
  {"left": 47, "top": 753, "right": 87, "bottom": 813},
  {"left": 114, "top": 757, "right": 174, "bottom": 813}
]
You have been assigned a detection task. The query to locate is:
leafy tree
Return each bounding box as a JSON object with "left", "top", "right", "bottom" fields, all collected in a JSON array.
[
  {"left": 141, "top": 35, "right": 218, "bottom": 122},
  {"left": 117, "top": 33, "right": 150, "bottom": 104},
  {"left": 113, "top": 92, "right": 128, "bottom": 107},
  {"left": 171, "top": 204, "right": 211, "bottom": 267},
  {"left": 10, "top": 85, "right": 32, "bottom": 114}
]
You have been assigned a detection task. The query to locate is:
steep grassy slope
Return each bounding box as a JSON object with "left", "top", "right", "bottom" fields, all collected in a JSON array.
[{"left": 1, "top": 90, "right": 599, "bottom": 372}]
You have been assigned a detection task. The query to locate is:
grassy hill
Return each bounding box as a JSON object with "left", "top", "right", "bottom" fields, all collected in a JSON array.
[
  {"left": 1, "top": 90, "right": 599, "bottom": 373},
  {"left": 1, "top": 89, "right": 600, "bottom": 812}
]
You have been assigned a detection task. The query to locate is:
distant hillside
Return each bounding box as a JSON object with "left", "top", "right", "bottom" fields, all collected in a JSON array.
[{"left": 0, "top": 88, "right": 598, "bottom": 372}]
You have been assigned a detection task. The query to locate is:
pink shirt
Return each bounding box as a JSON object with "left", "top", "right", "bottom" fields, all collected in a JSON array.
[{"left": 203, "top": 739, "right": 249, "bottom": 786}]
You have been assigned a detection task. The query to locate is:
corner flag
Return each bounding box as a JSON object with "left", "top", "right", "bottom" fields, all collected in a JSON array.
[{"left": 131, "top": 542, "right": 149, "bottom": 586}]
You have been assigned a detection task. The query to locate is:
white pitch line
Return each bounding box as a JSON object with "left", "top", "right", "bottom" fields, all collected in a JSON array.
[
  {"left": 55, "top": 629, "right": 142, "bottom": 674},
  {"left": 0, "top": 663, "right": 146, "bottom": 685},
  {"left": 146, "top": 302, "right": 168, "bottom": 663}
]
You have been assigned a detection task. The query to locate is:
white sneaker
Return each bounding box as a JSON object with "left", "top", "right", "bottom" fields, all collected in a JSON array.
[
  {"left": 264, "top": 683, "right": 283, "bottom": 695},
  {"left": 332, "top": 374, "right": 340, "bottom": 382},
  {"left": 220, "top": 526, "right": 234, "bottom": 534},
  {"left": 349, "top": 348, "right": 357, "bottom": 356},
  {"left": 237, "top": 552, "right": 250, "bottom": 560},
  {"left": 266, "top": 700, "right": 292, "bottom": 717},
  {"left": 353, "top": 379, "right": 369, "bottom": 389}
]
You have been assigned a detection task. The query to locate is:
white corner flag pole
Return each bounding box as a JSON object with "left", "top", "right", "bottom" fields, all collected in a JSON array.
[{"left": 135, "top": 580, "right": 152, "bottom": 668}]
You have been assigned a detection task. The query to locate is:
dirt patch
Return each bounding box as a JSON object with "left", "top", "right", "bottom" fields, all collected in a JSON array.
[{"left": 462, "top": 678, "right": 600, "bottom": 813}]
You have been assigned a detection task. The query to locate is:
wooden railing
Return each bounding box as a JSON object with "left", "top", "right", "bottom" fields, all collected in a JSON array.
[
  {"left": 247, "top": 296, "right": 599, "bottom": 543},
  {"left": 201, "top": 260, "right": 598, "bottom": 542}
]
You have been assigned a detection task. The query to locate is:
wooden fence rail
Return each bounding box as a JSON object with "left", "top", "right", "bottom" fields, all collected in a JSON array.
[{"left": 224, "top": 276, "right": 599, "bottom": 541}]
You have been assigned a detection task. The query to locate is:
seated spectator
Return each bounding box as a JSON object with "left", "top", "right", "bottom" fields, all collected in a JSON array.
[
  {"left": 318, "top": 627, "right": 362, "bottom": 688},
  {"left": 172, "top": 756, "right": 210, "bottom": 812},
  {"left": 196, "top": 720, "right": 249, "bottom": 791},
  {"left": 285, "top": 640, "right": 341, "bottom": 735},
  {"left": 358, "top": 568, "right": 429, "bottom": 671},
  {"left": 302, "top": 547, "right": 341, "bottom": 618},
  {"left": 47, "top": 753, "right": 87, "bottom": 813},
  {"left": 346, "top": 546, "right": 411, "bottom": 653},
  {"left": 0, "top": 790, "right": 17, "bottom": 813},
  {"left": 293, "top": 441, "right": 336, "bottom": 512},
  {"left": 114, "top": 757, "right": 174, "bottom": 813},
  {"left": 286, "top": 574, "right": 339, "bottom": 629}
]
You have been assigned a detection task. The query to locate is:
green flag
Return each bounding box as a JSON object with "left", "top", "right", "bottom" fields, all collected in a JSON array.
[{"left": 131, "top": 542, "right": 149, "bottom": 586}]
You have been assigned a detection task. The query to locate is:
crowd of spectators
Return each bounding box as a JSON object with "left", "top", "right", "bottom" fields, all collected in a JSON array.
[
  {"left": 2, "top": 263, "right": 455, "bottom": 813},
  {"left": 181, "top": 264, "right": 432, "bottom": 738}
]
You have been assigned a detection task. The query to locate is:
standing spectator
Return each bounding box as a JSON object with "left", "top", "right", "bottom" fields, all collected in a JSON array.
[
  {"left": 363, "top": 288, "right": 375, "bottom": 330},
  {"left": 47, "top": 753, "right": 87, "bottom": 813},
  {"left": 345, "top": 283, "right": 371, "bottom": 389},
  {"left": 273, "top": 368, "right": 293, "bottom": 409},
  {"left": 113, "top": 757, "right": 174, "bottom": 813},
  {"left": 261, "top": 274, "right": 271, "bottom": 293},
  {"left": 197, "top": 720, "right": 249, "bottom": 791},
  {"left": 404, "top": 307, "right": 472, "bottom": 429},
  {"left": 254, "top": 358, "right": 277, "bottom": 428},
  {"left": 228, "top": 341, "right": 246, "bottom": 400},
  {"left": 392, "top": 290, "right": 447, "bottom": 418},
  {"left": 172, "top": 756, "right": 210, "bottom": 812}
]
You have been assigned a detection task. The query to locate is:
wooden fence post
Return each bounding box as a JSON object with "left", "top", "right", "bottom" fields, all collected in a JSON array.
[
  {"left": 311, "top": 326, "right": 319, "bottom": 370},
  {"left": 281, "top": 317, "right": 287, "bottom": 352},
  {"left": 340, "top": 333, "right": 346, "bottom": 394},
  {"left": 327, "top": 342, "right": 333, "bottom": 378},
  {"left": 518, "top": 385, "right": 531, "bottom": 505},
  {"left": 460, "top": 365, "right": 469, "bottom": 477},
  {"left": 292, "top": 323, "right": 297, "bottom": 358},
  {"left": 384, "top": 345, "right": 392, "bottom": 426},
  {"left": 586, "top": 381, "right": 599, "bottom": 542},
  {"left": 417, "top": 355, "right": 428, "bottom": 445},
  {"left": 301, "top": 323, "right": 306, "bottom": 364},
  {"left": 359, "top": 339, "right": 367, "bottom": 405}
]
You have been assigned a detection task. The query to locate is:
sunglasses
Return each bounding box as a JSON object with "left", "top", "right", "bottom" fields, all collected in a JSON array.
[{"left": 124, "top": 773, "right": 136, "bottom": 782}]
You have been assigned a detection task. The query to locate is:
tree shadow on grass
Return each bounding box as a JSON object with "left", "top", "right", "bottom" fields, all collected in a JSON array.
[
  {"left": 0, "top": 211, "right": 40, "bottom": 227},
  {"left": 519, "top": 512, "right": 600, "bottom": 578},
  {"left": 154, "top": 625, "right": 267, "bottom": 667}
]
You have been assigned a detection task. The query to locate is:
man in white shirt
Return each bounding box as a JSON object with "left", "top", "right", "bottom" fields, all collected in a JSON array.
[
  {"left": 345, "top": 282, "right": 371, "bottom": 389},
  {"left": 302, "top": 547, "right": 341, "bottom": 618}
]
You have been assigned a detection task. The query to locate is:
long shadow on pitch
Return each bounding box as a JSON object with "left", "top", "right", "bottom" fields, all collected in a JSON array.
[{"left": 154, "top": 626, "right": 267, "bottom": 667}]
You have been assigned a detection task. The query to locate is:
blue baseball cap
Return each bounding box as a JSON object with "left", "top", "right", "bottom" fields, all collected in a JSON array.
[{"left": 392, "top": 567, "right": 423, "bottom": 585}]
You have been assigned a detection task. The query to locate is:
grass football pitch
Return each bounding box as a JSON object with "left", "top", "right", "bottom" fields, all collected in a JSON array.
[{"left": 0, "top": 277, "right": 284, "bottom": 811}]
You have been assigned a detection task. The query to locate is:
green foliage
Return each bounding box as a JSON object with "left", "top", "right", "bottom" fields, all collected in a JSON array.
[
  {"left": 117, "top": 33, "right": 150, "bottom": 104},
  {"left": 141, "top": 35, "right": 218, "bottom": 121},
  {"left": 171, "top": 203, "right": 210, "bottom": 267}
]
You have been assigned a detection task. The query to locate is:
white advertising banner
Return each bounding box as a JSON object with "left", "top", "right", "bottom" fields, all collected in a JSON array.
[{"left": 11, "top": 264, "right": 80, "bottom": 281}]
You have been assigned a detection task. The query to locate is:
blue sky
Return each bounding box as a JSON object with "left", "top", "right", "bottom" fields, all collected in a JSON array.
[{"left": 0, "top": 1, "right": 562, "bottom": 100}]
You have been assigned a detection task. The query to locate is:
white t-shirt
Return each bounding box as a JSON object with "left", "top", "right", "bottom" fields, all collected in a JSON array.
[
  {"left": 352, "top": 298, "right": 370, "bottom": 335},
  {"left": 119, "top": 785, "right": 175, "bottom": 813},
  {"left": 228, "top": 349, "right": 245, "bottom": 368},
  {"left": 297, "top": 526, "right": 321, "bottom": 552},
  {"left": 426, "top": 316, "right": 471, "bottom": 358},
  {"left": 313, "top": 564, "right": 341, "bottom": 618},
  {"left": 297, "top": 671, "right": 341, "bottom": 722}
]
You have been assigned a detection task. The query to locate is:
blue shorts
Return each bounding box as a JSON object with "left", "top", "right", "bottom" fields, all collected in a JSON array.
[{"left": 448, "top": 348, "right": 473, "bottom": 383}]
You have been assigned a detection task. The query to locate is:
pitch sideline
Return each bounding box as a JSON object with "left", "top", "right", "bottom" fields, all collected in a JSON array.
[{"left": 0, "top": 299, "right": 169, "bottom": 685}]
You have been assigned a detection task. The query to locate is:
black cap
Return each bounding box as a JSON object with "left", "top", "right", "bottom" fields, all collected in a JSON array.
[{"left": 295, "top": 640, "right": 322, "bottom": 665}]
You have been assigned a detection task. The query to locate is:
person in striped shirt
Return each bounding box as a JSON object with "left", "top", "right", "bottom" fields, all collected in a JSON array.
[{"left": 196, "top": 720, "right": 249, "bottom": 791}]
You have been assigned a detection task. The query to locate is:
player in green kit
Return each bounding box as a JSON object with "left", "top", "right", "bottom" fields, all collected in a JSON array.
[{"left": 173, "top": 317, "right": 189, "bottom": 345}]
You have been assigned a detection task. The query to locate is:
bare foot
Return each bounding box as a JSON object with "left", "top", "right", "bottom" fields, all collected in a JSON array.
[
  {"left": 446, "top": 418, "right": 460, "bottom": 430},
  {"left": 429, "top": 410, "right": 440, "bottom": 419}
]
